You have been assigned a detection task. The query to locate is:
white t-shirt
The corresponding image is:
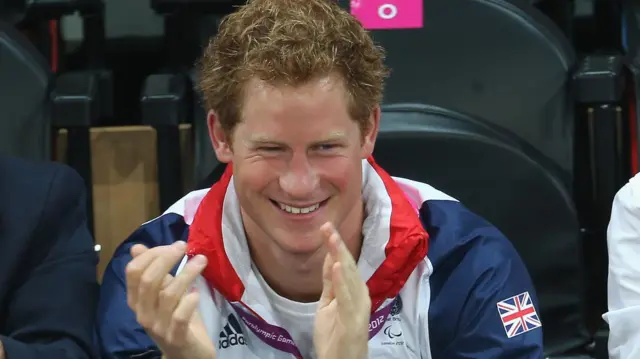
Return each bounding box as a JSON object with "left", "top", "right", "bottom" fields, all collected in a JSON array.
[
  {"left": 604, "top": 172, "right": 640, "bottom": 359},
  {"left": 252, "top": 265, "right": 318, "bottom": 358}
]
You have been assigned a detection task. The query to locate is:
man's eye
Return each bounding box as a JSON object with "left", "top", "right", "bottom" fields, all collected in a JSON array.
[
  {"left": 317, "top": 144, "right": 338, "bottom": 151},
  {"left": 258, "top": 146, "right": 282, "bottom": 152}
]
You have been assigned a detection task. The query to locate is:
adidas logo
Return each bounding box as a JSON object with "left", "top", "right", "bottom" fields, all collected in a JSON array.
[{"left": 218, "top": 314, "right": 247, "bottom": 350}]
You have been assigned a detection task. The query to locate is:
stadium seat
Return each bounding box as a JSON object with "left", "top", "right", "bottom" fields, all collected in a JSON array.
[
  {"left": 531, "top": 0, "right": 573, "bottom": 38},
  {"left": 344, "top": 0, "right": 576, "bottom": 173},
  {"left": 621, "top": 0, "right": 640, "bottom": 162},
  {"left": 373, "top": 103, "right": 592, "bottom": 358},
  {"left": 580, "top": 0, "right": 640, "bottom": 355},
  {"left": 150, "top": 0, "right": 239, "bottom": 16},
  {"left": 141, "top": 72, "right": 192, "bottom": 211},
  {"left": 345, "top": 0, "right": 623, "bottom": 342},
  {"left": 543, "top": 0, "right": 621, "bottom": 53},
  {"left": 139, "top": 0, "right": 237, "bottom": 211},
  {"left": 190, "top": 69, "right": 222, "bottom": 186},
  {"left": 0, "top": 21, "right": 52, "bottom": 161},
  {"left": 140, "top": 68, "right": 222, "bottom": 210},
  {"left": 0, "top": 1, "right": 110, "bottom": 234},
  {"left": 573, "top": 53, "right": 627, "bottom": 342}
]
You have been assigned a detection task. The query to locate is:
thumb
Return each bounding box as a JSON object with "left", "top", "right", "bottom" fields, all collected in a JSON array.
[{"left": 318, "top": 253, "right": 335, "bottom": 307}]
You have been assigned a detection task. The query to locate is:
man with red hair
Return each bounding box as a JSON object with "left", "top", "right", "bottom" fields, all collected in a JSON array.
[{"left": 97, "top": 1, "right": 543, "bottom": 358}]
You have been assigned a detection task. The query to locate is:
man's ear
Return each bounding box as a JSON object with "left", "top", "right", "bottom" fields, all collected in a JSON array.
[
  {"left": 361, "top": 106, "right": 380, "bottom": 158},
  {"left": 207, "top": 110, "right": 233, "bottom": 163}
]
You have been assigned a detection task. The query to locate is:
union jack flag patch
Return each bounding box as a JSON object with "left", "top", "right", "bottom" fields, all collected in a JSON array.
[{"left": 496, "top": 291, "right": 542, "bottom": 338}]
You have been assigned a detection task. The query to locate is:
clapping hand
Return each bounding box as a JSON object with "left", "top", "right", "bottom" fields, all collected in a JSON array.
[
  {"left": 125, "top": 241, "right": 215, "bottom": 359},
  {"left": 313, "top": 222, "right": 371, "bottom": 359}
]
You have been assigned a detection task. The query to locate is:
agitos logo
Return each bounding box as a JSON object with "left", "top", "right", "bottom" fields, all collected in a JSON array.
[
  {"left": 383, "top": 296, "right": 403, "bottom": 339},
  {"left": 383, "top": 325, "right": 402, "bottom": 339}
]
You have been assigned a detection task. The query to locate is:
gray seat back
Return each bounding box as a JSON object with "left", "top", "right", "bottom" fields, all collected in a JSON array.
[
  {"left": 374, "top": 103, "right": 590, "bottom": 356},
  {"left": 0, "top": 21, "right": 51, "bottom": 161},
  {"left": 342, "top": 0, "right": 575, "bottom": 173}
]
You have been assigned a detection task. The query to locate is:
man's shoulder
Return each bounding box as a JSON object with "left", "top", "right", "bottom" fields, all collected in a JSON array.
[
  {"left": 609, "top": 172, "right": 640, "bottom": 229},
  {"left": 607, "top": 172, "right": 640, "bottom": 258},
  {"left": 111, "top": 189, "right": 211, "bottom": 258},
  {"left": 0, "top": 156, "right": 83, "bottom": 213},
  {"left": 612, "top": 172, "right": 640, "bottom": 207},
  {"left": 394, "top": 176, "right": 515, "bottom": 273},
  {"left": 395, "top": 180, "right": 542, "bottom": 357}
]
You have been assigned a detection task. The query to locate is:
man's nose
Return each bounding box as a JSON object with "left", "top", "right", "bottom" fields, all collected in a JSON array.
[{"left": 279, "top": 153, "right": 319, "bottom": 198}]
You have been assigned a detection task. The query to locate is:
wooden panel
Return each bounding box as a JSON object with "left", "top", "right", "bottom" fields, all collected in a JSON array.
[{"left": 56, "top": 124, "right": 195, "bottom": 281}]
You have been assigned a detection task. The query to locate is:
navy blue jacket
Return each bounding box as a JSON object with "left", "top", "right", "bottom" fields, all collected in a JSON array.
[
  {"left": 97, "top": 159, "right": 543, "bottom": 359},
  {"left": 0, "top": 156, "right": 99, "bottom": 359}
]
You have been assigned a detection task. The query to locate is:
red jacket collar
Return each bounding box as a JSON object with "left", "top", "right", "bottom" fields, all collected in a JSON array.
[{"left": 186, "top": 157, "right": 428, "bottom": 312}]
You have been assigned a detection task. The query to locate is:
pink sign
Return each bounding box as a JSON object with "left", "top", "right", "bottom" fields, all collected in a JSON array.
[{"left": 350, "top": 0, "right": 423, "bottom": 30}]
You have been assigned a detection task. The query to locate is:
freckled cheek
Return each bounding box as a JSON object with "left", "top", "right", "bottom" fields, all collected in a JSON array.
[
  {"left": 234, "top": 157, "right": 359, "bottom": 193},
  {"left": 233, "top": 163, "right": 281, "bottom": 193},
  {"left": 315, "top": 160, "right": 358, "bottom": 192}
]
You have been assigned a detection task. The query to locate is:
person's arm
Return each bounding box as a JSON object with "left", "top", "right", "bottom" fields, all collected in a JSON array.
[
  {"left": 96, "top": 213, "right": 189, "bottom": 359},
  {"left": 427, "top": 223, "right": 543, "bottom": 359},
  {"left": 603, "top": 174, "right": 640, "bottom": 359},
  {"left": 0, "top": 165, "right": 99, "bottom": 359},
  {"left": 96, "top": 242, "right": 161, "bottom": 359}
]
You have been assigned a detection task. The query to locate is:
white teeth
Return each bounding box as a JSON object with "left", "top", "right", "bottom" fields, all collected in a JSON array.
[{"left": 277, "top": 202, "right": 321, "bottom": 214}]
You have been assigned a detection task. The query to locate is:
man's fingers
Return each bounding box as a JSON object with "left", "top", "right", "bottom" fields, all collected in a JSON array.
[
  {"left": 171, "top": 255, "right": 208, "bottom": 293},
  {"left": 137, "top": 243, "right": 187, "bottom": 299},
  {"left": 166, "top": 291, "right": 200, "bottom": 346},
  {"left": 161, "top": 274, "right": 172, "bottom": 288},
  {"left": 332, "top": 261, "right": 354, "bottom": 317},
  {"left": 318, "top": 253, "right": 335, "bottom": 307},
  {"left": 321, "top": 222, "right": 370, "bottom": 316},
  {"left": 125, "top": 244, "right": 157, "bottom": 309},
  {"left": 158, "top": 255, "right": 208, "bottom": 314},
  {"left": 131, "top": 243, "right": 149, "bottom": 258},
  {"left": 322, "top": 222, "right": 358, "bottom": 270},
  {"left": 321, "top": 223, "right": 342, "bottom": 263},
  {"left": 151, "top": 274, "right": 179, "bottom": 332},
  {"left": 136, "top": 242, "right": 188, "bottom": 325},
  {"left": 322, "top": 222, "right": 361, "bottom": 295}
]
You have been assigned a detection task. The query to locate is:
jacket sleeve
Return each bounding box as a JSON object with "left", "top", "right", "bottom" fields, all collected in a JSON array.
[
  {"left": 0, "top": 165, "right": 99, "bottom": 359},
  {"left": 603, "top": 173, "right": 640, "bottom": 359},
  {"left": 427, "top": 206, "right": 543, "bottom": 359},
  {"left": 96, "top": 213, "right": 188, "bottom": 359}
]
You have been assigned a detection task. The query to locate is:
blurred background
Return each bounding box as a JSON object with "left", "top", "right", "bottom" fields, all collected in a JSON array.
[{"left": 0, "top": 0, "right": 635, "bottom": 357}]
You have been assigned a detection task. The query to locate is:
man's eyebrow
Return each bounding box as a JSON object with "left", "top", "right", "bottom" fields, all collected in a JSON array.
[
  {"left": 247, "top": 132, "right": 348, "bottom": 145},
  {"left": 246, "top": 134, "right": 283, "bottom": 145},
  {"left": 319, "top": 132, "right": 348, "bottom": 142}
]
